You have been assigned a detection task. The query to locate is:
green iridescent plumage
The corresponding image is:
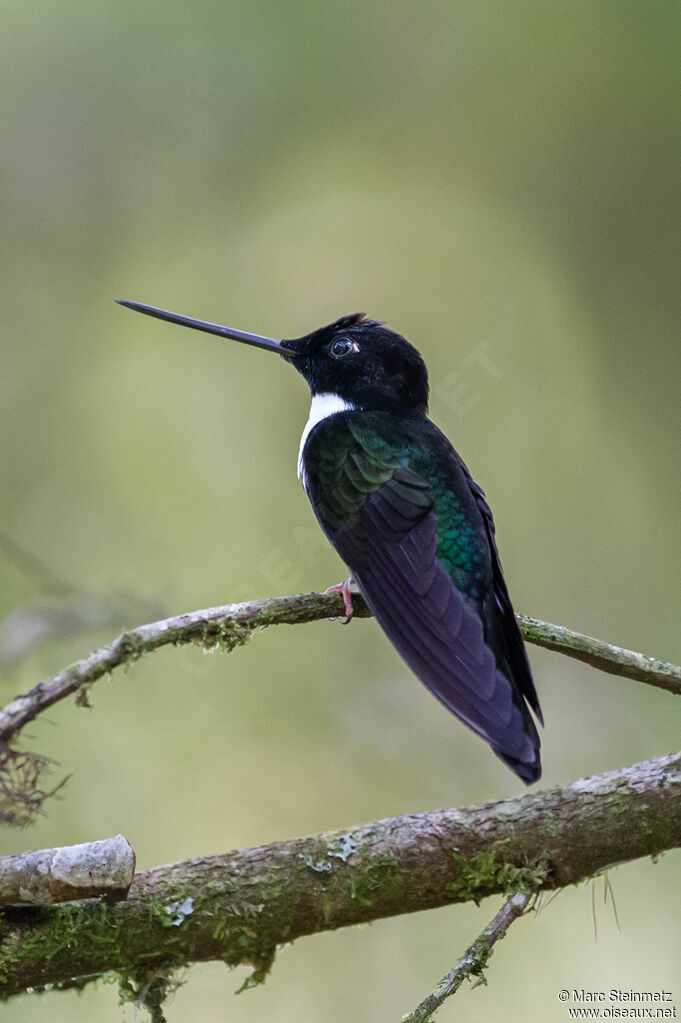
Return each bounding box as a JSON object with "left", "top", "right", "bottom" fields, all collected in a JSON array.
[
  {"left": 302, "top": 402, "right": 541, "bottom": 783},
  {"left": 304, "top": 411, "right": 490, "bottom": 604},
  {"left": 117, "top": 301, "right": 543, "bottom": 782}
]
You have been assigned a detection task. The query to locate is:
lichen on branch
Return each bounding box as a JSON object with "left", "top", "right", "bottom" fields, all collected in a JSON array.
[{"left": 0, "top": 752, "right": 679, "bottom": 998}]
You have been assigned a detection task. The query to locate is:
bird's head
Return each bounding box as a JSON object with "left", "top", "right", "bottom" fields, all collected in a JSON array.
[
  {"left": 116, "top": 302, "right": 429, "bottom": 413},
  {"left": 280, "top": 313, "right": 428, "bottom": 412}
]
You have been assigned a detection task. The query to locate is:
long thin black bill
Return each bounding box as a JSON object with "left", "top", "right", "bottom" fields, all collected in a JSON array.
[{"left": 116, "top": 300, "right": 283, "bottom": 353}]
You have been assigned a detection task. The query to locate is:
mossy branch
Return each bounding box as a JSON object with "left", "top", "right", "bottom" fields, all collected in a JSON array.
[
  {"left": 1, "top": 590, "right": 678, "bottom": 749},
  {"left": 0, "top": 752, "right": 679, "bottom": 998},
  {"left": 1, "top": 589, "right": 678, "bottom": 825}
]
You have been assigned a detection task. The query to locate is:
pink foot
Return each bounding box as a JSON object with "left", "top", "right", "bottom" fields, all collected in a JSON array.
[{"left": 324, "top": 576, "right": 357, "bottom": 621}]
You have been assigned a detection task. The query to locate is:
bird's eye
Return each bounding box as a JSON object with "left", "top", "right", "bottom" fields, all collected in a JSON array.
[{"left": 330, "top": 337, "right": 354, "bottom": 359}]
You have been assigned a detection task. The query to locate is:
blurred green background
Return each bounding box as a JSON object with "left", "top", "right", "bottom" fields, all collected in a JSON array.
[{"left": 2, "top": 1, "right": 680, "bottom": 1019}]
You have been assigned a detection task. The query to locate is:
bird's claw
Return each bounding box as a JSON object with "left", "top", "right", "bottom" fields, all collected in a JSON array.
[{"left": 324, "top": 576, "right": 357, "bottom": 622}]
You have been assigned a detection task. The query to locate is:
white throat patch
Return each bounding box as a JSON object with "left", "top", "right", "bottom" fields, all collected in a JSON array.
[{"left": 297, "top": 392, "right": 356, "bottom": 483}]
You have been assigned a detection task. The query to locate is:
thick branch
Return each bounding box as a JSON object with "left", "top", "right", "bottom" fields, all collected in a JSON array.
[
  {"left": 1, "top": 752, "right": 679, "bottom": 996},
  {"left": 0, "top": 592, "right": 678, "bottom": 749},
  {"left": 0, "top": 835, "right": 135, "bottom": 907}
]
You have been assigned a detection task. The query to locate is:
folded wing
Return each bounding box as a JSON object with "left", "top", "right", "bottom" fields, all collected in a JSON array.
[{"left": 304, "top": 412, "right": 541, "bottom": 783}]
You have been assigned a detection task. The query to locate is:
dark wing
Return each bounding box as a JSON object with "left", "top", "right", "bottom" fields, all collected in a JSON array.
[
  {"left": 464, "top": 472, "right": 543, "bottom": 724},
  {"left": 303, "top": 411, "right": 541, "bottom": 784}
]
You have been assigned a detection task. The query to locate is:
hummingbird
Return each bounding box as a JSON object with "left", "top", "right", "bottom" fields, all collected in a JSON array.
[{"left": 117, "top": 300, "right": 542, "bottom": 783}]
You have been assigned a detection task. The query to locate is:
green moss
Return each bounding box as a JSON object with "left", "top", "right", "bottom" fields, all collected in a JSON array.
[
  {"left": 0, "top": 921, "right": 20, "bottom": 986},
  {"left": 462, "top": 934, "right": 494, "bottom": 988},
  {"left": 0, "top": 893, "right": 203, "bottom": 993},
  {"left": 234, "top": 944, "right": 276, "bottom": 993},
  {"left": 0, "top": 903, "right": 125, "bottom": 990},
  {"left": 74, "top": 684, "right": 94, "bottom": 708},
  {"left": 24, "top": 904, "right": 120, "bottom": 963},
  {"left": 250, "top": 602, "right": 288, "bottom": 627},
  {"left": 196, "top": 619, "right": 251, "bottom": 653},
  {"left": 448, "top": 845, "right": 546, "bottom": 905},
  {"left": 117, "top": 631, "right": 146, "bottom": 662},
  {"left": 118, "top": 964, "right": 181, "bottom": 1023},
  {"left": 350, "top": 854, "right": 403, "bottom": 908}
]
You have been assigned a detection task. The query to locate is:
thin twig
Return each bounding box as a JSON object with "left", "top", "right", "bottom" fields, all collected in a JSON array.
[
  {"left": 518, "top": 613, "right": 681, "bottom": 696},
  {"left": 402, "top": 891, "right": 532, "bottom": 1023},
  {"left": 0, "top": 591, "right": 678, "bottom": 748},
  {"left": 0, "top": 592, "right": 368, "bottom": 744}
]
